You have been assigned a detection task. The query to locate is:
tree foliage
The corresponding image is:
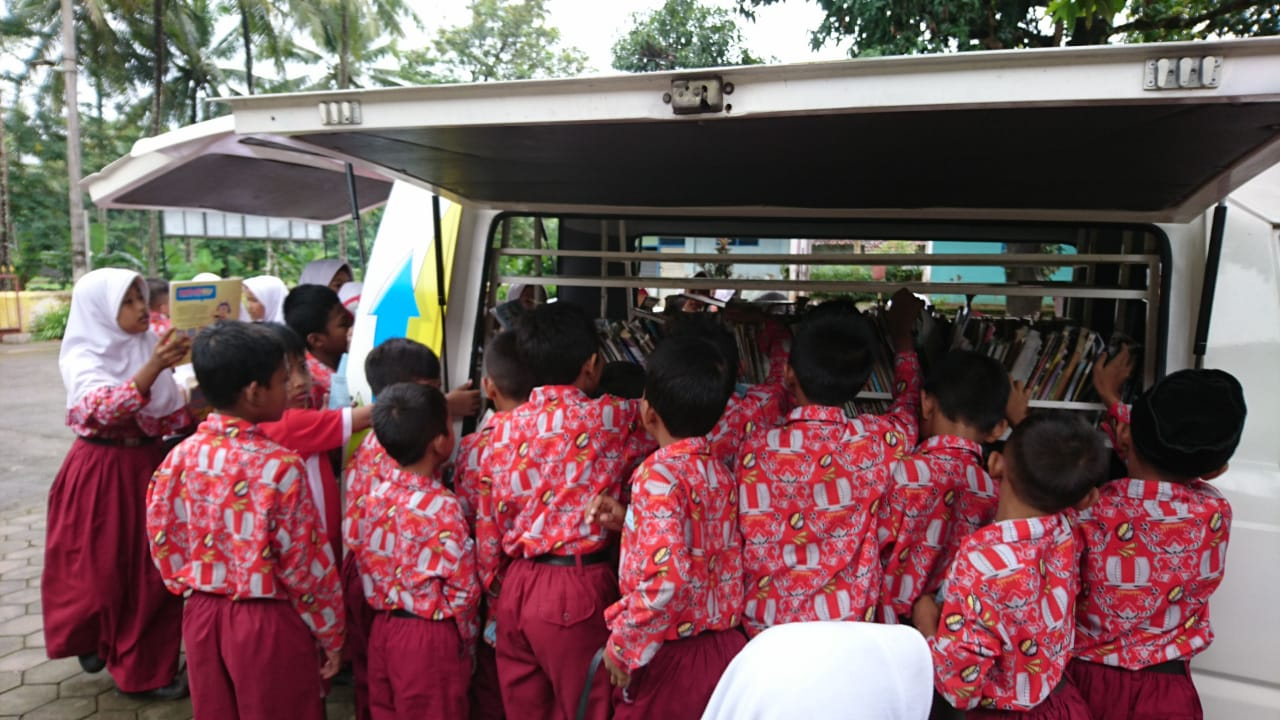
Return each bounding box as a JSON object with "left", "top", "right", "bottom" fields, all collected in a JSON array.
[{"left": 612, "top": 0, "right": 763, "bottom": 72}]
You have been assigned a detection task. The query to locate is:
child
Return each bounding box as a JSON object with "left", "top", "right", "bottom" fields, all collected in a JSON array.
[
  {"left": 147, "top": 321, "right": 345, "bottom": 719},
  {"left": 244, "top": 275, "right": 288, "bottom": 324},
  {"left": 301, "top": 259, "right": 354, "bottom": 292},
  {"left": 43, "top": 268, "right": 189, "bottom": 698},
  {"left": 917, "top": 413, "right": 1107, "bottom": 718},
  {"left": 1068, "top": 356, "right": 1246, "bottom": 720},
  {"left": 348, "top": 383, "right": 480, "bottom": 719},
  {"left": 602, "top": 335, "right": 745, "bottom": 720},
  {"left": 284, "top": 284, "right": 353, "bottom": 409},
  {"left": 737, "top": 290, "right": 923, "bottom": 636},
  {"left": 147, "top": 277, "right": 171, "bottom": 336},
  {"left": 474, "top": 302, "right": 657, "bottom": 720},
  {"left": 879, "top": 350, "right": 1023, "bottom": 623}
]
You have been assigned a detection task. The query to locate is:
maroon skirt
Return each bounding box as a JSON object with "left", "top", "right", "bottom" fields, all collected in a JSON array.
[{"left": 41, "top": 437, "right": 183, "bottom": 692}]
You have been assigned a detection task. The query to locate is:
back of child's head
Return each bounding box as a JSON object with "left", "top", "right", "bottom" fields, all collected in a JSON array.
[
  {"left": 146, "top": 278, "right": 168, "bottom": 310},
  {"left": 597, "top": 361, "right": 646, "bottom": 399},
  {"left": 484, "top": 330, "right": 534, "bottom": 401},
  {"left": 645, "top": 335, "right": 732, "bottom": 438},
  {"left": 372, "top": 382, "right": 448, "bottom": 467},
  {"left": 924, "top": 350, "right": 1011, "bottom": 434},
  {"left": 1004, "top": 412, "right": 1108, "bottom": 514},
  {"left": 365, "top": 338, "right": 441, "bottom": 395},
  {"left": 789, "top": 300, "right": 878, "bottom": 406},
  {"left": 193, "top": 321, "right": 284, "bottom": 409},
  {"left": 665, "top": 313, "right": 740, "bottom": 391},
  {"left": 284, "top": 284, "right": 342, "bottom": 341},
  {"left": 1130, "top": 369, "right": 1246, "bottom": 479},
  {"left": 262, "top": 321, "right": 306, "bottom": 360},
  {"left": 516, "top": 302, "right": 597, "bottom": 387}
]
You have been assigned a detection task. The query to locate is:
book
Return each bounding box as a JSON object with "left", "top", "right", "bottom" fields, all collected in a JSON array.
[{"left": 169, "top": 277, "right": 243, "bottom": 362}]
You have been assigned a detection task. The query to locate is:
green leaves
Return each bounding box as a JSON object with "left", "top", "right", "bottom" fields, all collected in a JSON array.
[{"left": 612, "top": 0, "right": 764, "bottom": 73}]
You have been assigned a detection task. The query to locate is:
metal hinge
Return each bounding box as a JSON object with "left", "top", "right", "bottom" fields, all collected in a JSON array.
[
  {"left": 664, "top": 77, "right": 731, "bottom": 115},
  {"left": 318, "top": 100, "right": 362, "bottom": 125},
  {"left": 1144, "top": 56, "right": 1222, "bottom": 90}
]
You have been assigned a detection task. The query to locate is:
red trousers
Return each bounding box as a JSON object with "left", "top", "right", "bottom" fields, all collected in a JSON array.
[
  {"left": 472, "top": 637, "right": 506, "bottom": 720},
  {"left": 344, "top": 553, "right": 375, "bottom": 720},
  {"left": 965, "top": 676, "right": 1092, "bottom": 720},
  {"left": 1069, "top": 658, "right": 1203, "bottom": 720},
  {"left": 495, "top": 558, "right": 618, "bottom": 720},
  {"left": 367, "top": 613, "right": 469, "bottom": 720},
  {"left": 183, "top": 593, "right": 325, "bottom": 720},
  {"left": 613, "top": 628, "right": 747, "bottom": 720},
  {"left": 41, "top": 439, "right": 183, "bottom": 692}
]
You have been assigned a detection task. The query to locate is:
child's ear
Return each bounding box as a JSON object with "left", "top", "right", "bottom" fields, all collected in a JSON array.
[
  {"left": 481, "top": 376, "right": 498, "bottom": 401},
  {"left": 1074, "top": 487, "right": 1101, "bottom": 511},
  {"left": 306, "top": 331, "right": 325, "bottom": 352},
  {"left": 983, "top": 419, "right": 1009, "bottom": 444},
  {"left": 430, "top": 430, "right": 452, "bottom": 459},
  {"left": 784, "top": 364, "right": 799, "bottom": 394},
  {"left": 243, "top": 380, "right": 264, "bottom": 408},
  {"left": 987, "top": 450, "right": 1006, "bottom": 481},
  {"left": 920, "top": 391, "right": 935, "bottom": 422},
  {"left": 640, "top": 397, "right": 661, "bottom": 434},
  {"left": 579, "top": 353, "right": 602, "bottom": 389},
  {"left": 1115, "top": 422, "right": 1133, "bottom": 458},
  {"left": 1202, "top": 463, "right": 1230, "bottom": 481}
]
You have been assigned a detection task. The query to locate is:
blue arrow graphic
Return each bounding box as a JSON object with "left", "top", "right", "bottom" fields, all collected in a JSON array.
[{"left": 370, "top": 256, "right": 420, "bottom": 350}]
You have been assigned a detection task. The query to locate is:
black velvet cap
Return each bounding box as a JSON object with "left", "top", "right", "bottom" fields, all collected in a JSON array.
[{"left": 1130, "top": 369, "right": 1247, "bottom": 478}]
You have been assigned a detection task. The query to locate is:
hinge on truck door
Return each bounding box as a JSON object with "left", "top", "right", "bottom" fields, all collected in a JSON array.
[
  {"left": 1144, "top": 56, "right": 1222, "bottom": 90},
  {"left": 666, "top": 77, "right": 725, "bottom": 115}
]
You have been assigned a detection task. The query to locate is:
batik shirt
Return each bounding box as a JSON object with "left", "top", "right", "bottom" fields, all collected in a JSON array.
[
  {"left": 880, "top": 435, "right": 998, "bottom": 620},
  {"left": 452, "top": 415, "right": 500, "bottom": 530},
  {"left": 260, "top": 408, "right": 353, "bottom": 561},
  {"left": 931, "top": 515, "right": 1078, "bottom": 712},
  {"left": 345, "top": 467, "right": 481, "bottom": 648},
  {"left": 737, "top": 351, "right": 921, "bottom": 636},
  {"left": 147, "top": 413, "right": 345, "bottom": 654},
  {"left": 149, "top": 312, "right": 171, "bottom": 338},
  {"left": 605, "top": 437, "right": 744, "bottom": 670},
  {"left": 344, "top": 432, "right": 399, "bottom": 561},
  {"left": 68, "top": 381, "right": 190, "bottom": 441},
  {"left": 706, "top": 321, "right": 791, "bottom": 471},
  {"left": 474, "top": 386, "right": 656, "bottom": 592},
  {"left": 306, "top": 353, "right": 334, "bottom": 411}
]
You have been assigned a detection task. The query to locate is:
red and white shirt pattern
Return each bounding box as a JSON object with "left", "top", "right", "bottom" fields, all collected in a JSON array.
[
  {"left": 343, "top": 433, "right": 400, "bottom": 560},
  {"left": 706, "top": 321, "right": 791, "bottom": 472},
  {"left": 260, "top": 407, "right": 353, "bottom": 561},
  {"left": 68, "top": 381, "right": 189, "bottom": 441},
  {"left": 149, "top": 312, "right": 172, "bottom": 338},
  {"left": 306, "top": 353, "right": 334, "bottom": 411},
  {"left": 147, "top": 413, "right": 345, "bottom": 653},
  {"left": 930, "top": 515, "right": 1078, "bottom": 712},
  {"left": 451, "top": 415, "right": 500, "bottom": 530},
  {"left": 737, "top": 351, "right": 921, "bottom": 636},
  {"left": 605, "top": 437, "right": 744, "bottom": 670},
  {"left": 344, "top": 467, "right": 481, "bottom": 648}
]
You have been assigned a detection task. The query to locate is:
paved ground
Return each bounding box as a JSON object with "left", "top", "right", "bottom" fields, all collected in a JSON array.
[{"left": 0, "top": 342, "right": 356, "bottom": 719}]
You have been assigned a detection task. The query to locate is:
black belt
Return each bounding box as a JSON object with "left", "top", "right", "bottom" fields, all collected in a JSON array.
[
  {"left": 1142, "top": 660, "right": 1189, "bottom": 676},
  {"left": 532, "top": 549, "right": 612, "bottom": 567},
  {"left": 389, "top": 609, "right": 422, "bottom": 620},
  {"left": 78, "top": 435, "right": 157, "bottom": 448}
]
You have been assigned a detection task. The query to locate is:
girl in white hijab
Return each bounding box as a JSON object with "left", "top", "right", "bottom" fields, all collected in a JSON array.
[
  {"left": 243, "top": 275, "right": 288, "bottom": 323},
  {"left": 299, "top": 259, "right": 353, "bottom": 292},
  {"left": 44, "top": 268, "right": 191, "bottom": 700},
  {"left": 702, "top": 622, "right": 933, "bottom": 720}
]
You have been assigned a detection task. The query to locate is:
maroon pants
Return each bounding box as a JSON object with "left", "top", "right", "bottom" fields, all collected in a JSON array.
[
  {"left": 367, "top": 613, "right": 469, "bottom": 720},
  {"left": 613, "top": 628, "right": 748, "bottom": 720},
  {"left": 472, "top": 638, "right": 506, "bottom": 720},
  {"left": 41, "top": 439, "right": 183, "bottom": 692},
  {"left": 1069, "top": 658, "right": 1203, "bottom": 720},
  {"left": 965, "top": 676, "right": 1092, "bottom": 720},
  {"left": 184, "top": 593, "right": 325, "bottom": 720},
  {"left": 344, "top": 553, "right": 376, "bottom": 720},
  {"left": 495, "top": 558, "right": 618, "bottom": 720}
]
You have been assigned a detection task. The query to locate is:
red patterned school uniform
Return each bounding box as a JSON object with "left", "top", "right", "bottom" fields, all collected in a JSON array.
[
  {"left": 737, "top": 351, "right": 921, "bottom": 636},
  {"left": 149, "top": 311, "right": 171, "bottom": 338},
  {"left": 605, "top": 437, "right": 747, "bottom": 720},
  {"left": 260, "top": 407, "right": 354, "bottom": 560},
  {"left": 930, "top": 515, "right": 1089, "bottom": 719},
  {"left": 705, "top": 321, "right": 791, "bottom": 472},
  {"left": 879, "top": 435, "right": 999, "bottom": 621},
  {"left": 1068, "top": 472, "right": 1230, "bottom": 720},
  {"left": 307, "top": 352, "right": 334, "bottom": 410},
  {"left": 347, "top": 466, "right": 481, "bottom": 720},
  {"left": 148, "top": 413, "right": 344, "bottom": 720},
  {"left": 475, "top": 386, "right": 656, "bottom": 720}
]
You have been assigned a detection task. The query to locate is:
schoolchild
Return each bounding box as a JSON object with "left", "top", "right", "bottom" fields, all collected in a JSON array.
[
  {"left": 880, "top": 350, "right": 1024, "bottom": 623},
  {"left": 602, "top": 335, "right": 745, "bottom": 720},
  {"left": 737, "top": 290, "right": 924, "bottom": 636},
  {"left": 147, "top": 321, "right": 345, "bottom": 719},
  {"left": 284, "top": 284, "right": 352, "bottom": 410},
  {"left": 147, "top": 277, "right": 172, "bottom": 336},
  {"left": 348, "top": 383, "right": 480, "bottom": 719},
  {"left": 1068, "top": 353, "right": 1247, "bottom": 720},
  {"left": 474, "top": 302, "right": 657, "bottom": 720},
  {"left": 243, "top": 275, "right": 288, "bottom": 324},
  {"left": 300, "top": 258, "right": 354, "bottom": 293},
  {"left": 917, "top": 413, "right": 1106, "bottom": 719},
  {"left": 43, "top": 268, "right": 190, "bottom": 698}
]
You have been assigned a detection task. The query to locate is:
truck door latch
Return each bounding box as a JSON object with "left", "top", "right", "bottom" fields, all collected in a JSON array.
[{"left": 666, "top": 77, "right": 725, "bottom": 115}]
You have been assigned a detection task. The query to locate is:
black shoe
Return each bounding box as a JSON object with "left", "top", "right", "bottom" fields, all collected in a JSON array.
[
  {"left": 123, "top": 670, "right": 189, "bottom": 701},
  {"left": 77, "top": 654, "right": 105, "bottom": 674}
]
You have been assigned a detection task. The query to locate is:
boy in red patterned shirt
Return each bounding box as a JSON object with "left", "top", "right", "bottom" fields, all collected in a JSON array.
[
  {"left": 737, "top": 290, "right": 924, "bottom": 636},
  {"left": 1068, "top": 354, "right": 1246, "bottom": 720},
  {"left": 347, "top": 383, "right": 481, "bottom": 719},
  {"left": 916, "top": 413, "right": 1107, "bottom": 719},
  {"left": 285, "top": 284, "right": 352, "bottom": 410},
  {"left": 602, "top": 335, "right": 745, "bottom": 720},
  {"left": 475, "top": 303, "right": 656, "bottom": 720},
  {"left": 147, "top": 321, "right": 345, "bottom": 720}
]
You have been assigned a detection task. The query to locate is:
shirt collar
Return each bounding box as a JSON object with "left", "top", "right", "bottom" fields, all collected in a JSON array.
[
  {"left": 652, "top": 435, "right": 711, "bottom": 463},
  {"left": 530, "top": 385, "right": 589, "bottom": 405},
  {"left": 386, "top": 465, "right": 446, "bottom": 493},
  {"left": 919, "top": 434, "right": 984, "bottom": 460},
  {"left": 200, "top": 412, "right": 265, "bottom": 440},
  {"left": 785, "top": 404, "right": 849, "bottom": 425}
]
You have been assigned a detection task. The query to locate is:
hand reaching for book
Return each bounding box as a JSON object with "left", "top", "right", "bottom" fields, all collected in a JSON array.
[
  {"left": 1092, "top": 346, "right": 1134, "bottom": 408},
  {"left": 886, "top": 288, "right": 926, "bottom": 352},
  {"left": 1006, "top": 378, "right": 1031, "bottom": 426}
]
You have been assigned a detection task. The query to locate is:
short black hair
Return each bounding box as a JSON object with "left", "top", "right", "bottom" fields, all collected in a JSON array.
[
  {"left": 644, "top": 336, "right": 732, "bottom": 438},
  {"left": 261, "top": 322, "right": 306, "bottom": 358},
  {"left": 597, "top": 361, "right": 646, "bottom": 399},
  {"left": 516, "top": 302, "right": 598, "bottom": 387},
  {"left": 146, "top": 278, "right": 168, "bottom": 310},
  {"left": 192, "top": 321, "right": 285, "bottom": 409},
  {"left": 484, "top": 331, "right": 534, "bottom": 401},
  {"left": 372, "top": 383, "right": 449, "bottom": 467},
  {"left": 1130, "top": 368, "right": 1246, "bottom": 478},
  {"left": 284, "top": 285, "right": 342, "bottom": 340},
  {"left": 1004, "top": 412, "right": 1108, "bottom": 514},
  {"left": 364, "top": 338, "right": 442, "bottom": 395},
  {"left": 789, "top": 302, "right": 878, "bottom": 406},
  {"left": 666, "top": 313, "right": 740, "bottom": 391},
  {"left": 924, "top": 350, "right": 1011, "bottom": 434}
]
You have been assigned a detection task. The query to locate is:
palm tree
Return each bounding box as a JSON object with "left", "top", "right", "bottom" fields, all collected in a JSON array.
[{"left": 294, "top": 0, "right": 420, "bottom": 90}]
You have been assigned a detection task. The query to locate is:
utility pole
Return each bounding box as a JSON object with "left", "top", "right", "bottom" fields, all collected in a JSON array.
[
  {"left": 61, "top": 0, "right": 89, "bottom": 280},
  {"left": 0, "top": 87, "right": 12, "bottom": 271}
]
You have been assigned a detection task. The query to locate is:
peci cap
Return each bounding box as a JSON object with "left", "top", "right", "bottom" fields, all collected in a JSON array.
[{"left": 1130, "top": 369, "right": 1247, "bottom": 479}]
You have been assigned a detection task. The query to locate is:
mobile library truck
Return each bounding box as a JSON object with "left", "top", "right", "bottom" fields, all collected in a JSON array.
[{"left": 88, "top": 36, "right": 1280, "bottom": 717}]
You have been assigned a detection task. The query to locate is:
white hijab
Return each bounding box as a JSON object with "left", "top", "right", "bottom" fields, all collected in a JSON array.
[
  {"left": 191, "top": 271, "right": 221, "bottom": 281},
  {"left": 59, "top": 268, "right": 186, "bottom": 418},
  {"left": 702, "top": 622, "right": 933, "bottom": 720},
  {"left": 244, "top": 275, "right": 288, "bottom": 324},
  {"left": 299, "top": 259, "right": 351, "bottom": 288}
]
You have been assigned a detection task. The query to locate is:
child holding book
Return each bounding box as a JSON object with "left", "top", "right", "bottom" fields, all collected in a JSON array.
[
  {"left": 285, "top": 284, "right": 353, "bottom": 410},
  {"left": 243, "top": 275, "right": 288, "bottom": 324}
]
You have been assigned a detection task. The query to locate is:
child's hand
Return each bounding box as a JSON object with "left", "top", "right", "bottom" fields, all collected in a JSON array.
[
  {"left": 149, "top": 329, "right": 190, "bottom": 370},
  {"left": 320, "top": 649, "right": 341, "bottom": 680},
  {"left": 886, "top": 288, "right": 925, "bottom": 352},
  {"left": 912, "top": 596, "right": 941, "bottom": 638},
  {"left": 1006, "top": 378, "right": 1031, "bottom": 426},
  {"left": 447, "top": 380, "right": 483, "bottom": 418},
  {"left": 1092, "top": 346, "right": 1134, "bottom": 408},
  {"left": 603, "top": 651, "right": 630, "bottom": 689},
  {"left": 586, "top": 495, "right": 626, "bottom": 533}
]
